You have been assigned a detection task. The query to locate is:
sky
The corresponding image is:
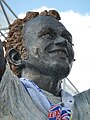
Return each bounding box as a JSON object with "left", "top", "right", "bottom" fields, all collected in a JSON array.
[
  {"left": 5, "top": 0, "right": 90, "bottom": 15},
  {"left": 2, "top": 0, "right": 90, "bottom": 93}
]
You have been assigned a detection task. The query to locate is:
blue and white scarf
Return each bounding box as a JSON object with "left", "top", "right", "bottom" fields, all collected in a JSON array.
[{"left": 20, "top": 78, "right": 73, "bottom": 120}]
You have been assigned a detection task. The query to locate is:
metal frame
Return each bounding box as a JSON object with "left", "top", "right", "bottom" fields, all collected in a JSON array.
[{"left": 0, "top": 0, "right": 18, "bottom": 40}]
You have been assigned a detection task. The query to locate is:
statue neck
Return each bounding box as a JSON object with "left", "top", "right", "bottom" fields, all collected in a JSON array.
[{"left": 21, "top": 67, "right": 61, "bottom": 96}]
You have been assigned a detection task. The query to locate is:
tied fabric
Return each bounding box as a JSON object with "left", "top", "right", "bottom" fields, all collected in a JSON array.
[
  {"left": 48, "top": 104, "right": 71, "bottom": 120},
  {"left": 20, "top": 78, "right": 51, "bottom": 115},
  {"left": 20, "top": 78, "right": 72, "bottom": 120}
]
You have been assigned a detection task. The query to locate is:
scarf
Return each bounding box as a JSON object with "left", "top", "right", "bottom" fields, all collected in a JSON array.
[{"left": 20, "top": 78, "right": 73, "bottom": 120}]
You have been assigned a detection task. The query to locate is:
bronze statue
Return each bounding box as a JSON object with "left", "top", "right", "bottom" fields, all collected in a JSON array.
[
  {"left": 1, "top": 10, "right": 74, "bottom": 120},
  {"left": 5, "top": 10, "right": 74, "bottom": 96}
]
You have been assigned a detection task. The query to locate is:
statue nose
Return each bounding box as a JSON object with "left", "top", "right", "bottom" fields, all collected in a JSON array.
[{"left": 54, "top": 37, "right": 67, "bottom": 47}]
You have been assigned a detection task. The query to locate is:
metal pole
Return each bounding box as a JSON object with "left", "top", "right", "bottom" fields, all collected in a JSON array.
[
  {"left": 0, "top": 27, "right": 8, "bottom": 31},
  {"left": 2, "top": 0, "right": 18, "bottom": 19},
  {"left": 0, "top": 0, "right": 10, "bottom": 25},
  {"left": 66, "top": 77, "right": 79, "bottom": 93},
  {"left": 0, "top": 31, "right": 7, "bottom": 39}
]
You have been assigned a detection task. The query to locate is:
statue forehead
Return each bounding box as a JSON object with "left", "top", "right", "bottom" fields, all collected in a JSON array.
[{"left": 23, "top": 16, "right": 66, "bottom": 34}]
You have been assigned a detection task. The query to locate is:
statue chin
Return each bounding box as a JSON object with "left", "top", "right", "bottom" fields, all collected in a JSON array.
[
  {"left": 39, "top": 63, "right": 70, "bottom": 80},
  {"left": 23, "top": 57, "right": 71, "bottom": 80}
]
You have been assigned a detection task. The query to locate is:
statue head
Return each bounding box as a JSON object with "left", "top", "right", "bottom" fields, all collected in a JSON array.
[{"left": 5, "top": 10, "right": 74, "bottom": 94}]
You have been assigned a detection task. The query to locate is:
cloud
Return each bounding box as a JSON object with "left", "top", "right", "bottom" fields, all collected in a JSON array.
[
  {"left": 18, "top": 7, "right": 90, "bottom": 92},
  {"left": 60, "top": 10, "right": 90, "bottom": 92},
  {"left": 18, "top": 6, "right": 55, "bottom": 18},
  {"left": 32, "top": 6, "right": 55, "bottom": 13},
  {"left": 18, "top": 13, "right": 26, "bottom": 18}
]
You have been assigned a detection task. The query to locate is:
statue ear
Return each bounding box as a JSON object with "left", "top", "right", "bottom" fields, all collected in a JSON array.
[{"left": 7, "top": 48, "right": 22, "bottom": 66}]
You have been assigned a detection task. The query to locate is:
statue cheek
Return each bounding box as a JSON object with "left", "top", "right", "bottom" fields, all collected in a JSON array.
[{"left": 67, "top": 47, "right": 74, "bottom": 63}]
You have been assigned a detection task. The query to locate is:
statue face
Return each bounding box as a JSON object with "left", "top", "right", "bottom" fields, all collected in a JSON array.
[{"left": 23, "top": 16, "right": 74, "bottom": 79}]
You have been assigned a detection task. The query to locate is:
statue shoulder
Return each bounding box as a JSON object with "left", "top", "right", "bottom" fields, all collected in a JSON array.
[
  {"left": 73, "top": 89, "right": 90, "bottom": 120},
  {"left": 1, "top": 64, "right": 19, "bottom": 83}
]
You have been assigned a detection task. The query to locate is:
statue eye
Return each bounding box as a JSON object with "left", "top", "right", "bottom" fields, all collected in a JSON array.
[
  {"left": 38, "top": 28, "right": 57, "bottom": 40},
  {"left": 44, "top": 32, "right": 54, "bottom": 39},
  {"left": 42, "top": 31, "right": 57, "bottom": 40}
]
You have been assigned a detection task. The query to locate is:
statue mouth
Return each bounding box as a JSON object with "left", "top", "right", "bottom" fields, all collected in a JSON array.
[
  {"left": 48, "top": 48, "right": 69, "bottom": 59},
  {"left": 44, "top": 43, "right": 69, "bottom": 59}
]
